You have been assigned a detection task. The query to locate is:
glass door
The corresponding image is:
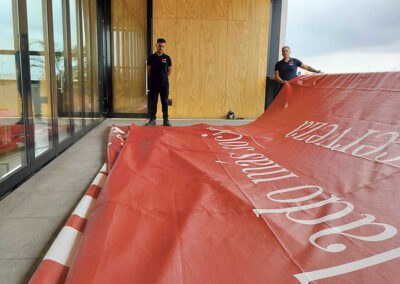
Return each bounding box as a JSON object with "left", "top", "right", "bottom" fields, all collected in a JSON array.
[
  {"left": 0, "top": 0, "right": 104, "bottom": 198},
  {"left": 111, "top": 0, "right": 148, "bottom": 115},
  {"left": 52, "top": 0, "right": 71, "bottom": 143},
  {"left": 26, "top": 0, "right": 53, "bottom": 157},
  {"left": 69, "top": 0, "right": 83, "bottom": 132},
  {"left": 0, "top": 0, "right": 27, "bottom": 180}
]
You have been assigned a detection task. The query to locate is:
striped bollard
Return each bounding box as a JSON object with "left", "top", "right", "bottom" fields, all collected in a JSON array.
[{"left": 29, "top": 163, "right": 109, "bottom": 284}]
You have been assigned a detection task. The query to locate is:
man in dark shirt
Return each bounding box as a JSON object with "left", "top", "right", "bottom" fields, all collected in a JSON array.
[
  {"left": 145, "top": 38, "right": 172, "bottom": 126},
  {"left": 275, "top": 46, "right": 321, "bottom": 85}
]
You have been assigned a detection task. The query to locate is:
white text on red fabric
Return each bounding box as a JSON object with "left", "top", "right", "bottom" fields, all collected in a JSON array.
[
  {"left": 285, "top": 121, "right": 400, "bottom": 166},
  {"left": 206, "top": 126, "right": 400, "bottom": 284}
]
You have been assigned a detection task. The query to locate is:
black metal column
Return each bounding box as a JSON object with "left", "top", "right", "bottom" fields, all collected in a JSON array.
[
  {"left": 102, "top": 0, "right": 113, "bottom": 117},
  {"left": 265, "top": 0, "right": 284, "bottom": 110},
  {"left": 267, "top": 0, "right": 284, "bottom": 77},
  {"left": 147, "top": 0, "right": 153, "bottom": 57},
  {"left": 17, "top": 0, "right": 34, "bottom": 165}
]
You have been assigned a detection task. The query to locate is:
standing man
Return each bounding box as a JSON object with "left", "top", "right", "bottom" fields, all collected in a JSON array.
[
  {"left": 275, "top": 46, "right": 321, "bottom": 85},
  {"left": 145, "top": 38, "right": 172, "bottom": 126}
]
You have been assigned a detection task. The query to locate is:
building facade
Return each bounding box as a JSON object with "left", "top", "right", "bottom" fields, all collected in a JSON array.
[{"left": 0, "top": 0, "right": 286, "bottom": 197}]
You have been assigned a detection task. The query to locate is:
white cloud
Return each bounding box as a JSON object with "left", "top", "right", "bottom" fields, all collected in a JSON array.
[
  {"left": 298, "top": 50, "right": 400, "bottom": 74},
  {"left": 286, "top": 0, "right": 400, "bottom": 73}
]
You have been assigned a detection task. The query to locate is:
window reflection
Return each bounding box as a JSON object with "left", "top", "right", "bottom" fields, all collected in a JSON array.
[
  {"left": 26, "top": 0, "right": 53, "bottom": 157},
  {"left": 70, "top": 0, "right": 83, "bottom": 132},
  {"left": 82, "top": 0, "right": 93, "bottom": 125},
  {"left": 52, "top": 0, "right": 70, "bottom": 143},
  {"left": 112, "top": 0, "right": 147, "bottom": 114},
  {"left": 1, "top": 0, "right": 102, "bottom": 189},
  {"left": 0, "top": 0, "right": 26, "bottom": 180},
  {"left": 90, "top": 0, "right": 100, "bottom": 119}
]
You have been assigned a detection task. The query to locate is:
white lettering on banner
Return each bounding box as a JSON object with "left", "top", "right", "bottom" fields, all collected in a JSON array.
[
  {"left": 332, "top": 129, "right": 379, "bottom": 152},
  {"left": 209, "top": 127, "right": 243, "bottom": 141},
  {"left": 111, "top": 126, "right": 127, "bottom": 146},
  {"left": 251, "top": 172, "right": 299, "bottom": 184},
  {"left": 207, "top": 128, "right": 255, "bottom": 150},
  {"left": 293, "top": 122, "right": 328, "bottom": 141},
  {"left": 286, "top": 121, "right": 400, "bottom": 166},
  {"left": 285, "top": 121, "right": 314, "bottom": 138},
  {"left": 294, "top": 247, "right": 400, "bottom": 284},
  {"left": 242, "top": 165, "right": 280, "bottom": 174},
  {"left": 229, "top": 153, "right": 264, "bottom": 160},
  {"left": 309, "top": 214, "right": 397, "bottom": 252},
  {"left": 236, "top": 159, "right": 274, "bottom": 166},
  {"left": 219, "top": 141, "right": 255, "bottom": 151},
  {"left": 318, "top": 128, "right": 352, "bottom": 149},
  {"left": 229, "top": 152, "right": 298, "bottom": 183},
  {"left": 115, "top": 134, "right": 125, "bottom": 146},
  {"left": 111, "top": 126, "right": 126, "bottom": 134},
  {"left": 375, "top": 153, "right": 400, "bottom": 163},
  {"left": 353, "top": 132, "right": 398, "bottom": 157},
  {"left": 305, "top": 124, "right": 339, "bottom": 144},
  {"left": 258, "top": 186, "right": 356, "bottom": 226},
  {"left": 267, "top": 185, "right": 323, "bottom": 203},
  {"left": 205, "top": 126, "right": 400, "bottom": 282},
  {"left": 253, "top": 195, "right": 356, "bottom": 225}
]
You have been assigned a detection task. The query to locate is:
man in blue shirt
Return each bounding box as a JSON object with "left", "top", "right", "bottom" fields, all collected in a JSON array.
[
  {"left": 274, "top": 46, "right": 321, "bottom": 85},
  {"left": 145, "top": 38, "right": 172, "bottom": 126}
]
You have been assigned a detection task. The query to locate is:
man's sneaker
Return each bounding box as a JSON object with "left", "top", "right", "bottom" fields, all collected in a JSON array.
[
  {"left": 145, "top": 119, "right": 156, "bottom": 126},
  {"left": 163, "top": 119, "right": 171, "bottom": 127}
]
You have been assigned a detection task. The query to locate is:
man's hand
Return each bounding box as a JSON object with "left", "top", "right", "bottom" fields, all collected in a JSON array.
[{"left": 274, "top": 70, "right": 286, "bottom": 84}]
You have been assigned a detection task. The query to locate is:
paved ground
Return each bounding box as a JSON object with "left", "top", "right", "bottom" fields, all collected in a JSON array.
[{"left": 0, "top": 118, "right": 253, "bottom": 284}]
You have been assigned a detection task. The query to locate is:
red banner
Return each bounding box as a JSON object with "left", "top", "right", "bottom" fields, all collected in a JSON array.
[
  {"left": 65, "top": 72, "right": 400, "bottom": 283},
  {"left": 107, "top": 125, "right": 130, "bottom": 170}
]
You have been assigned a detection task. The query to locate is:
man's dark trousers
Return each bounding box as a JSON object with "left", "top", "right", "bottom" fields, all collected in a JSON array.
[{"left": 148, "top": 84, "right": 169, "bottom": 120}]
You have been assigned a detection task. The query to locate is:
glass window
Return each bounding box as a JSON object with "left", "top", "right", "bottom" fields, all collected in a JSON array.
[
  {"left": 0, "top": 0, "right": 27, "bottom": 181},
  {"left": 0, "top": 0, "right": 103, "bottom": 196},
  {"left": 90, "top": 0, "right": 100, "bottom": 119},
  {"left": 26, "top": 0, "right": 53, "bottom": 157},
  {"left": 52, "top": 0, "right": 71, "bottom": 143},
  {"left": 82, "top": 0, "right": 93, "bottom": 125},
  {"left": 112, "top": 0, "right": 147, "bottom": 114},
  {"left": 70, "top": 0, "right": 83, "bottom": 132}
]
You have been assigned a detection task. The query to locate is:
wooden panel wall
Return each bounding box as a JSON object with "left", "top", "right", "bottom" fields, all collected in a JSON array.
[
  {"left": 112, "top": 0, "right": 147, "bottom": 113},
  {"left": 153, "top": 0, "right": 270, "bottom": 118}
]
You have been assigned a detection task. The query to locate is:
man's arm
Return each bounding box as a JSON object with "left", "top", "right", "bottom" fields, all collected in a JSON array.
[
  {"left": 274, "top": 70, "right": 287, "bottom": 84},
  {"left": 147, "top": 65, "right": 151, "bottom": 76},
  {"left": 167, "top": 57, "right": 172, "bottom": 76},
  {"left": 300, "top": 63, "right": 321, "bottom": 73}
]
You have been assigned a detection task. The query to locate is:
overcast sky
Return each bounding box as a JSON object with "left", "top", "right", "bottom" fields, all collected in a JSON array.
[{"left": 286, "top": 0, "right": 400, "bottom": 73}]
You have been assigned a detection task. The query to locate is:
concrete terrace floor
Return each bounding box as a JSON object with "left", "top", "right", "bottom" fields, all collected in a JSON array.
[{"left": 0, "top": 118, "right": 253, "bottom": 284}]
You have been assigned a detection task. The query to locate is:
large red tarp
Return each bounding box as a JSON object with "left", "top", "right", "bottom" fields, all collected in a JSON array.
[{"left": 66, "top": 72, "right": 400, "bottom": 283}]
